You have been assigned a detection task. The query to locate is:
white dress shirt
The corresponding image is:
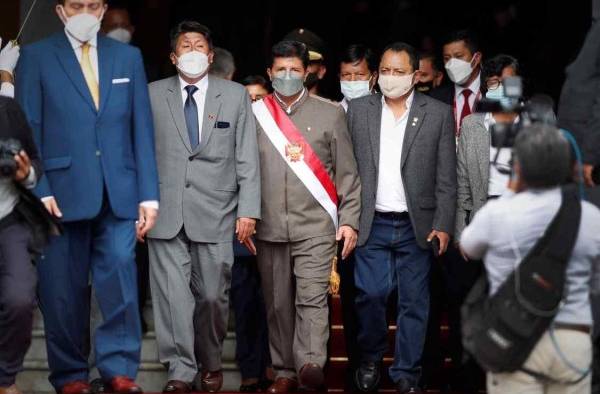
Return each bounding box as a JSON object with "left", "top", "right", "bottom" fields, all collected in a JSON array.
[
  {"left": 66, "top": 31, "right": 99, "bottom": 82},
  {"left": 484, "top": 113, "right": 514, "bottom": 197},
  {"left": 375, "top": 91, "right": 414, "bottom": 213},
  {"left": 179, "top": 75, "right": 209, "bottom": 144},
  {"left": 340, "top": 97, "right": 348, "bottom": 112},
  {"left": 454, "top": 72, "right": 481, "bottom": 128},
  {"left": 42, "top": 32, "right": 159, "bottom": 210}
]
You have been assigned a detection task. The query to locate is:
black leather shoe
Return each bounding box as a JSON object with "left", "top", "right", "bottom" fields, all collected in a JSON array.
[
  {"left": 354, "top": 362, "right": 380, "bottom": 392},
  {"left": 395, "top": 378, "right": 422, "bottom": 394},
  {"left": 90, "top": 379, "right": 107, "bottom": 394}
]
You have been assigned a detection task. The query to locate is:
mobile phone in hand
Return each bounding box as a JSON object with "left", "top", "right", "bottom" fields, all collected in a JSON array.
[{"left": 431, "top": 236, "right": 440, "bottom": 258}]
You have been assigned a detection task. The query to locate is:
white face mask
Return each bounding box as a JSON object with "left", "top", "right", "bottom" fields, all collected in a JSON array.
[
  {"left": 59, "top": 6, "right": 103, "bottom": 43},
  {"left": 106, "top": 27, "right": 132, "bottom": 44},
  {"left": 445, "top": 57, "right": 474, "bottom": 85},
  {"left": 340, "top": 79, "right": 371, "bottom": 101},
  {"left": 378, "top": 73, "right": 414, "bottom": 99},
  {"left": 176, "top": 51, "right": 209, "bottom": 79}
]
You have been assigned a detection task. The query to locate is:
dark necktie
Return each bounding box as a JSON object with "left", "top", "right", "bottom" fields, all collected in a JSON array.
[
  {"left": 184, "top": 85, "right": 200, "bottom": 149},
  {"left": 459, "top": 89, "right": 473, "bottom": 130}
]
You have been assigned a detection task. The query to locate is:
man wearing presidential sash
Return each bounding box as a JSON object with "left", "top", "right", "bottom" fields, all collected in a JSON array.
[{"left": 248, "top": 40, "right": 361, "bottom": 393}]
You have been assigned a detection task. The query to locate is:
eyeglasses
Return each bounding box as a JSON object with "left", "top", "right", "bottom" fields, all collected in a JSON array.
[{"left": 486, "top": 77, "right": 502, "bottom": 90}]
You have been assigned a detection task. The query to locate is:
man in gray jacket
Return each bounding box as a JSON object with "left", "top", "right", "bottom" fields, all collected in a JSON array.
[
  {"left": 147, "top": 21, "right": 260, "bottom": 393},
  {"left": 347, "top": 42, "right": 456, "bottom": 394}
]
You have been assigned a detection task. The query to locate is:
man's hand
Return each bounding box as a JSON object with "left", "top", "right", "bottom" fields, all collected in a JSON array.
[
  {"left": 136, "top": 205, "right": 158, "bottom": 242},
  {"left": 427, "top": 230, "right": 450, "bottom": 256},
  {"left": 336, "top": 225, "right": 358, "bottom": 260},
  {"left": 13, "top": 150, "right": 31, "bottom": 182},
  {"left": 584, "top": 164, "right": 596, "bottom": 187},
  {"left": 236, "top": 217, "right": 256, "bottom": 242},
  {"left": 43, "top": 197, "right": 63, "bottom": 218},
  {"left": 0, "top": 38, "right": 19, "bottom": 76}
]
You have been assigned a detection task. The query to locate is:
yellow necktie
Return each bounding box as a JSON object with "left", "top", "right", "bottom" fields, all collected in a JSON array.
[{"left": 81, "top": 43, "right": 99, "bottom": 109}]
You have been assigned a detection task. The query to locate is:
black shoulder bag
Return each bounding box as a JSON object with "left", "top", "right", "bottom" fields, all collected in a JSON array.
[{"left": 461, "top": 185, "right": 582, "bottom": 378}]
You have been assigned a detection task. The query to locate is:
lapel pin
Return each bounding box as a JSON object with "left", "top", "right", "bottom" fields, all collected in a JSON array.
[
  {"left": 208, "top": 114, "right": 216, "bottom": 120},
  {"left": 413, "top": 117, "right": 419, "bottom": 123},
  {"left": 307, "top": 126, "right": 312, "bottom": 132}
]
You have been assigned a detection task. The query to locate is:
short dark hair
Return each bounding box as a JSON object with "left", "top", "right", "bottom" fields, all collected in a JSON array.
[
  {"left": 56, "top": 0, "right": 106, "bottom": 4},
  {"left": 381, "top": 42, "right": 420, "bottom": 73},
  {"left": 170, "top": 21, "right": 213, "bottom": 52},
  {"left": 340, "top": 44, "right": 377, "bottom": 73},
  {"left": 209, "top": 47, "right": 235, "bottom": 79},
  {"left": 483, "top": 54, "right": 519, "bottom": 80},
  {"left": 513, "top": 124, "right": 571, "bottom": 188},
  {"left": 442, "top": 29, "right": 481, "bottom": 55},
  {"left": 270, "top": 40, "right": 310, "bottom": 69},
  {"left": 241, "top": 75, "right": 269, "bottom": 89},
  {"left": 419, "top": 51, "right": 443, "bottom": 73}
]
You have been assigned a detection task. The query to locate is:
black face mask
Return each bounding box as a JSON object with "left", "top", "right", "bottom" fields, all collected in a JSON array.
[
  {"left": 304, "top": 72, "right": 320, "bottom": 89},
  {"left": 415, "top": 81, "right": 434, "bottom": 94}
]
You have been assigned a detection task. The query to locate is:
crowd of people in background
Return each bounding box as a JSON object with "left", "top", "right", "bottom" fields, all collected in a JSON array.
[{"left": 1, "top": 1, "right": 600, "bottom": 394}]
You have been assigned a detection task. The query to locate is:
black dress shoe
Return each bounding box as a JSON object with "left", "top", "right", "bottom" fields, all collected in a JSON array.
[
  {"left": 90, "top": 379, "right": 107, "bottom": 394},
  {"left": 354, "top": 362, "right": 380, "bottom": 392},
  {"left": 395, "top": 378, "right": 422, "bottom": 394}
]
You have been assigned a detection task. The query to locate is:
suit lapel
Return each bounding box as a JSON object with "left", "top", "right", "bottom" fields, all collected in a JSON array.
[
  {"left": 54, "top": 33, "right": 97, "bottom": 113},
  {"left": 197, "top": 76, "right": 222, "bottom": 155},
  {"left": 477, "top": 117, "right": 491, "bottom": 188},
  {"left": 401, "top": 92, "right": 426, "bottom": 169},
  {"left": 166, "top": 76, "right": 192, "bottom": 153},
  {"left": 97, "top": 36, "right": 114, "bottom": 117},
  {"left": 368, "top": 94, "right": 382, "bottom": 172}
]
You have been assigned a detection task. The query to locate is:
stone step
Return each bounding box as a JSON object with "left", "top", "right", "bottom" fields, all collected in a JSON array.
[{"left": 25, "top": 330, "right": 237, "bottom": 363}]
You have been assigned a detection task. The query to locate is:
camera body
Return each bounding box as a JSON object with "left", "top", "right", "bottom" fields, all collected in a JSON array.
[{"left": 0, "top": 138, "right": 22, "bottom": 178}]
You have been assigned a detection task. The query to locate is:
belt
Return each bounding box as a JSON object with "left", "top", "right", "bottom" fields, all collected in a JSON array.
[
  {"left": 0, "top": 210, "right": 22, "bottom": 232},
  {"left": 374, "top": 211, "right": 409, "bottom": 220},
  {"left": 554, "top": 322, "right": 591, "bottom": 334}
]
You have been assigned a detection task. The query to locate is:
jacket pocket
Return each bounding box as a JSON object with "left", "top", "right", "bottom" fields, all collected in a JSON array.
[
  {"left": 419, "top": 196, "right": 436, "bottom": 209},
  {"left": 43, "top": 156, "right": 72, "bottom": 171}
]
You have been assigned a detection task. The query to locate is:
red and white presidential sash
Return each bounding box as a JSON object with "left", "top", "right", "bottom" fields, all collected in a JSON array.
[{"left": 253, "top": 95, "right": 338, "bottom": 228}]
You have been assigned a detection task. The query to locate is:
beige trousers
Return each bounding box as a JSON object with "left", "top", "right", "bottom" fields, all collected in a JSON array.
[
  {"left": 487, "top": 328, "right": 592, "bottom": 394},
  {"left": 256, "top": 236, "right": 336, "bottom": 379}
]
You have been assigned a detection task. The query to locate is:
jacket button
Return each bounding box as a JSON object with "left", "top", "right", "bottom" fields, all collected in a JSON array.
[
  {"left": 185, "top": 183, "right": 191, "bottom": 188},
  {"left": 189, "top": 156, "right": 193, "bottom": 161},
  {"left": 96, "top": 150, "right": 101, "bottom": 156}
]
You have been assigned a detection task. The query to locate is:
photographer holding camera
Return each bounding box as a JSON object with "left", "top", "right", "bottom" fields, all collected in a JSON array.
[
  {"left": 460, "top": 124, "right": 600, "bottom": 393},
  {"left": 0, "top": 96, "right": 59, "bottom": 394}
]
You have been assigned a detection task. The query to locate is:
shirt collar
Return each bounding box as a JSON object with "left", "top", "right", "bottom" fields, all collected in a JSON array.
[
  {"left": 274, "top": 88, "right": 307, "bottom": 114},
  {"left": 179, "top": 74, "right": 209, "bottom": 95},
  {"left": 65, "top": 29, "right": 98, "bottom": 49},
  {"left": 484, "top": 112, "right": 520, "bottom": 130},
  {"left": 455, "top": 71, "right": 481, "bottom": 98},
  {"left": 381, "top": 89, "right": 415, "bottom": 115}
]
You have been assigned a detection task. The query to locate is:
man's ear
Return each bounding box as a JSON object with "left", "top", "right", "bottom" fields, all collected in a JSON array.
[
  {"left": 413, "top": 70, "right": 423, "bottom": 83},
  {"left": 434, "top": 71, "right": 444, "bottom": 87},
  {"left": 266, "top": 68, "right": 272, "bottom": 81},
  {"left": 472, "top": 52, "right": 483, "bottom": 68},
  {"left": 170, "top": 52, "right": 178, "bottom": 66},
  {"left": 207, "top": 51, "right": 214, "bottom": 65},
  {"left": 55, "top": 4, "right": 67, "bottom": 23},
  {"left": 317, "top": 64, "right": 327, "bottom": 79}
]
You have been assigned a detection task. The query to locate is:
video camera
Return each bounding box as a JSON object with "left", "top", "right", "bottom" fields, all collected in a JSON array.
[{"left": 474, "top": 76, "right": 556, "bottom": 148}]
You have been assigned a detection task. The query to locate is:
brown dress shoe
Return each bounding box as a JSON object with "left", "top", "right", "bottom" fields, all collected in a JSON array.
[
  {"left": 0, "top": 384, "right": 23, "bottom": 394},
  {"left": 299, "top": 363, "right": 324, "bottom": 390},
  {"left": 267, "top": 377, "right": 298, "bottom": 393},
  {"left": 200, "top": 370, "right": 223, "bottom": 392},
  {"left": 60, "top": 381, "right": 92, "bottom": 394},
  {"left": 110, "top": 376, "right": 143, "bottom": 393},
  {"left": 162, "top": 380, "right": 192, "bottom": 393}
]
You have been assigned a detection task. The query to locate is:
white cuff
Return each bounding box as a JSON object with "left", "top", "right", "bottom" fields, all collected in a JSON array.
[
  {"left": 0, "top": 82, "right": 14, "bottom": 98},
  {"left": 20, "top": 166, "right": 37, "bottom": 189},
  {"left": 140, "top": 200, "right": 159, "bottom": 210},
  {"left": 41, "top": 196, "right": 54, "bottom": 202}
]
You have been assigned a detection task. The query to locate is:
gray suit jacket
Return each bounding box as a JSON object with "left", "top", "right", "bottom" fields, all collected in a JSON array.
[
  {"left": 348, "top": 92, "right": 457, "bottom": 249},
  {"left": 148, "top": 75, "right": 260, "bottom": 242},
  {"left": 455, "top": 113, "right": 489, "bottom": 241}
]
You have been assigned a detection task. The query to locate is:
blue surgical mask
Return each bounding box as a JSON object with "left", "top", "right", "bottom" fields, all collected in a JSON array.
[
  {"left": 272, "top": 70, "right": 305, "bottom": 97},
  {"left": 486, "top": 84, "right": 511, "bottom": 108}
]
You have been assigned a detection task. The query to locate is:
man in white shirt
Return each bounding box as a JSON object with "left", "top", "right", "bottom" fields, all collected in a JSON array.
[
  {"left": 430, "top": 30, "right": 484, "bottom": 133},
  {"left": 347, "top": 42, "right": 456, "bottom": 394},
  {"left": 146, "top": 21, "right": 260, "bottom": 394}
]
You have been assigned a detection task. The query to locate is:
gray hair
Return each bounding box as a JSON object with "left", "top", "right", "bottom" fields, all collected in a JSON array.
[
  {"left": 209, "top": 47, "right": 236, "bottom": 80},
  {"left": 513, "top": 123, "right": 571, "bottom": 188}
]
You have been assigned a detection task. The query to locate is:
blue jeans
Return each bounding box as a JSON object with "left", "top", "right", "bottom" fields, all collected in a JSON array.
[{"left": 354, "top": 213, "right": 432, "bottom": 384}]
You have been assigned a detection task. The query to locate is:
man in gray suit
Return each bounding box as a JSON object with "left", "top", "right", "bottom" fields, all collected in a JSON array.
[
  {"left": 347, "top": 42, "right": 456, "bottom": 394},
  {"left": 147, "top": 21, "right": 260, "bottom": 393}
]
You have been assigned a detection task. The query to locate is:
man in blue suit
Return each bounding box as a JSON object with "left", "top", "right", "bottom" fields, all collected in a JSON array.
[{"left": 16, "top": 0, "right": 159, "bottom": 393}]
